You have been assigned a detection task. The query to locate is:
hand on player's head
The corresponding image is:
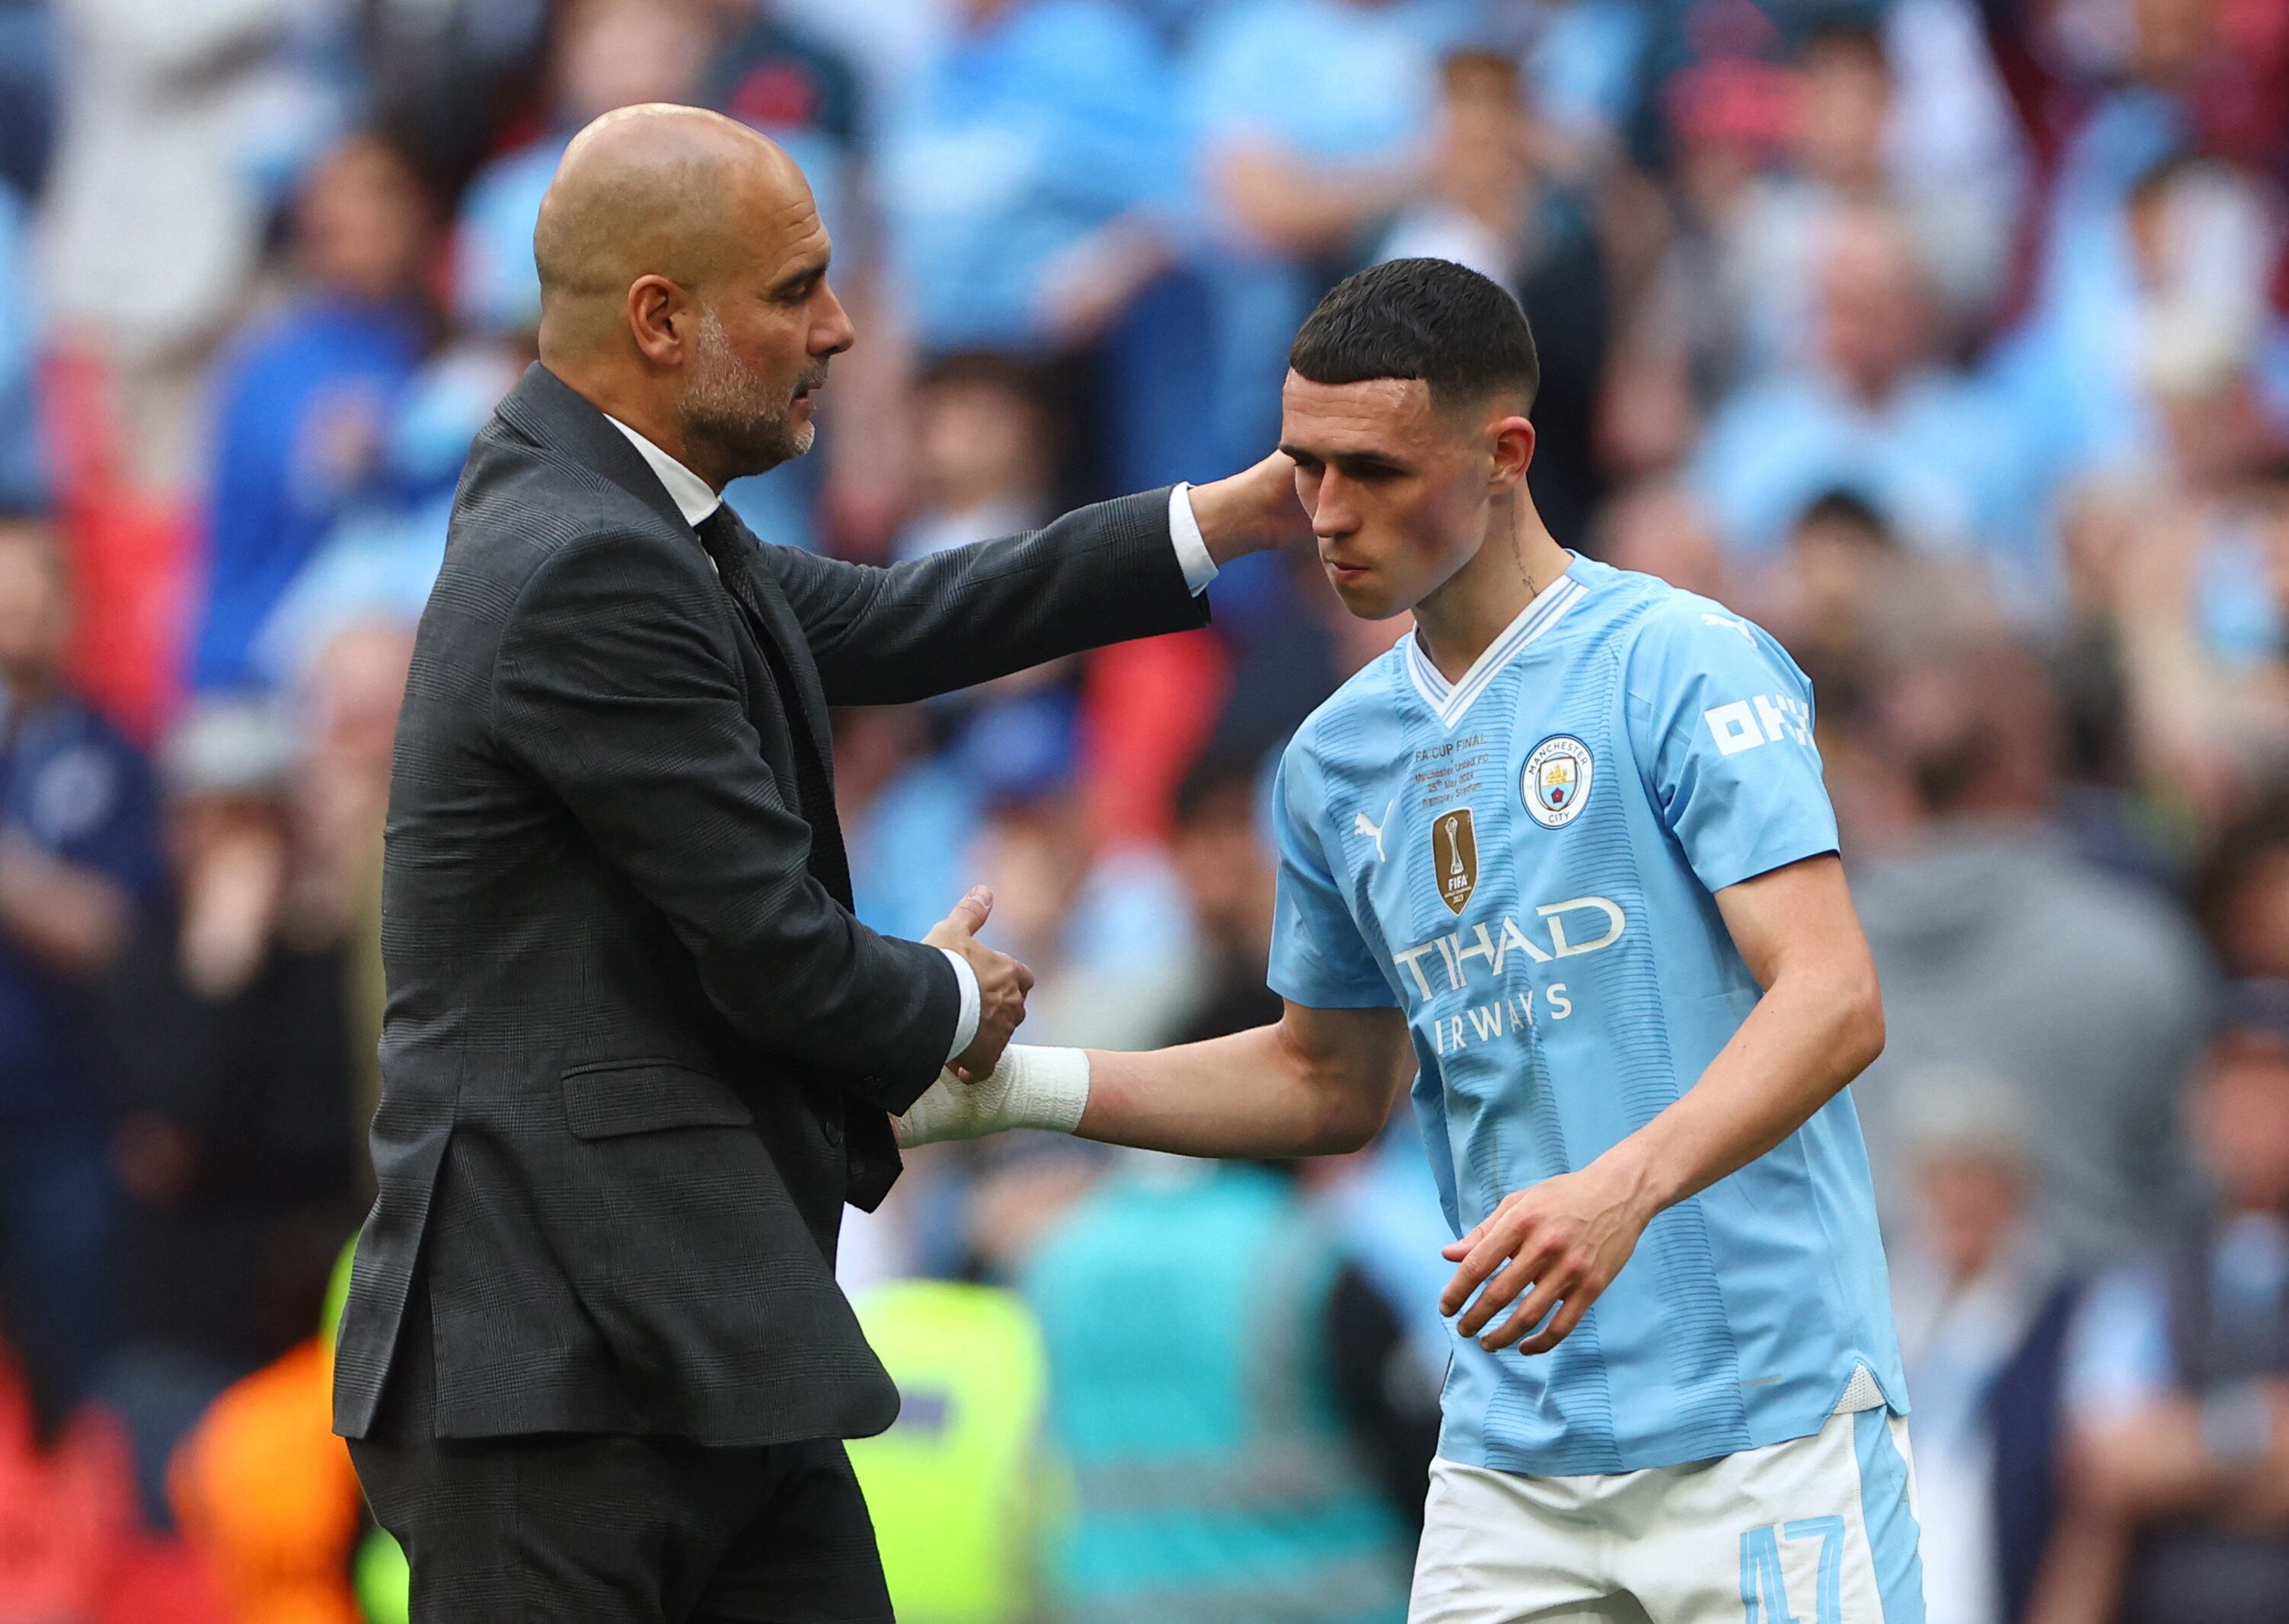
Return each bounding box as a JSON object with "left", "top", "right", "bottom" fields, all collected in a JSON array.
[{"left": 924, "top": 885, "right": 1034, "bottom": 1082}]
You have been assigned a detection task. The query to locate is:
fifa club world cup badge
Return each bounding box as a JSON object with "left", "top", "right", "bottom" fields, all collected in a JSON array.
[
  {"left": 1435, "top": 808, "right": 1478, "bottom": 914},
  {"left": 1524, "top": 735, "right": 1595, "bottom": 829}
]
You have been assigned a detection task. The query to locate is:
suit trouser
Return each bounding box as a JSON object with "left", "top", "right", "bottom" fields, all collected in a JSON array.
[{"left": 347, "top": 1287, "right": 893, "bottom": 1624}]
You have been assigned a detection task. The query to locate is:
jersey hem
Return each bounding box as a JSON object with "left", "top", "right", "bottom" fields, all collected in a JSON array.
[{"left": 1434, "top": 1379, "right": 1907, "bottom": 1480}]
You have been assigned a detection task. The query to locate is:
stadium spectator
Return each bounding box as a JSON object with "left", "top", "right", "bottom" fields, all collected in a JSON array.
[
  {"left": 1692, "top": 203, "right": 2046, "bottom": 594},
  {"left": 1729, "top": 24, "right": 2012, "bottom": 382},
  {"left": 92, "top": 697, "right": 363, "bottom": 1521},
  {"left": 1847, "top": 625, "right": 2211, "bottom": 1265},
  {"left": 892, "top": 352, "right": 1055, "bottom": 561},
  {"left": 1378, "top": 50, "right": 1611, "bottom": 547},
  {"left": 1181, "top": 0, "right": 1443, "bottom": 469},
  {"left": 2201, "top": 789, "right": 2289, "bottom": 984},
  {"left": 1755, "top": 487, "right": 1909, "bottom": 732},
  {"left": 1161, "top": 748, "right": 1279, "bottom": 1045},
  {"left": 38, "top": 0, "right": 340, "bottom": 494},
  {"left": 876, "top": 0, "right": 1194, "bottom": 499},
  {"left": 843, "top": 1278, "right": 1053, "bottom": 1623},
  {"left": 879, "top": 0, "right": 1180, "bottom": 356},
  {"left": 187, "top": 134, "right": 436, "bottom": 695},
  {"left": 1887, "top": 1067, "right": 2080, "bottom": 1624},
  {"left": 1988, "top": 155, "right": 2289, "bottom": 526},
  {"left": 838, "top": 703, "right": 985, "bottom": 949},
  {"left": 1022, "top": 1158, "right": 1421, "bottom": 1622},
  {"left": 353, "top": 0, "right": 551, "bottom": 198},
  {"left": 246, "top": 342, "right": 525, "bottom": 693},
  {"left": 1591, "top": 475, "right": 1731, "bottom": 601},
  {"left": 0, "top": 514, "right": 163, "bottom": 1441},
  {"left": 2032, "top": 981, "right": 2289, "bottom": 1624},
  {"left": 703, "top": 0, "right": 867, "bottom": 233},
  {"left": 966, "top": 743, "right": 1198, "bottom": 1051}
]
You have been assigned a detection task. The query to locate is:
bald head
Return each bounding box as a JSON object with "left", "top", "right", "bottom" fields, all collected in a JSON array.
[
  {"left": 535, "top": 104, "right": 806, "bottom": 329},
  {"left": 532, "top": 104, "right": 854, "bottom": 488}
]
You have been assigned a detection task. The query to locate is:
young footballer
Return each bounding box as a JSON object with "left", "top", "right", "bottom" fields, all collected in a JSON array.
[{"left": 898, "top": 259, "right": 1921, "bottom": 1624}]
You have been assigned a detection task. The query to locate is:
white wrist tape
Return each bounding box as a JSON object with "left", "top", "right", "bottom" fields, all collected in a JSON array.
[{"left": 891, "top": 1045, "right": 1092, "bottom": 1148}]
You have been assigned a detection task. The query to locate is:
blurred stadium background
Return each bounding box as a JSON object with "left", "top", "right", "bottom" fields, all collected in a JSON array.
[{"left": 0, "top": 0, "right": 2286, "bottom": 1619}]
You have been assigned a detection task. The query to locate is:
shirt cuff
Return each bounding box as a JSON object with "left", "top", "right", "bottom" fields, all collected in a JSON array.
[
  {"left": 1169, "top": 483, "right": 1219, "bottom": 595},
  {"left": 940, "top": 946, "right": 981, "bottom": 1063}
]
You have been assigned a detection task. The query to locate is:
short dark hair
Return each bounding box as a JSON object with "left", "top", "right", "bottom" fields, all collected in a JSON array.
[
  {"left": 1288, "top": 258, "right": 1539, "bottom": 415},
  {"left": 1793, "top": 487, "right": 1893, "bottom": 545}
]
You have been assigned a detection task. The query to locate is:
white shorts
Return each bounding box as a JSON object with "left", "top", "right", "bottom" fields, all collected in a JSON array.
[{"left": 1409, "top": 1409, "right": 1926, "bottom": 1624}]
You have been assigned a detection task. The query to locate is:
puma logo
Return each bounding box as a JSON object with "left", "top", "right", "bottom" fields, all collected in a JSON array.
[
  {"left": 1703, "top": 612, "right": 1756, "bottom": 645},
  {"left": 1355, "top": 799, "right": 1394, "bottom": 862}
]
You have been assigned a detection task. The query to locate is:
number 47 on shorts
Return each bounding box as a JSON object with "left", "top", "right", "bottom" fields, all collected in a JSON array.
[{"left": 1738, "top": 1515, "right": 1845, "bottom": 1624}]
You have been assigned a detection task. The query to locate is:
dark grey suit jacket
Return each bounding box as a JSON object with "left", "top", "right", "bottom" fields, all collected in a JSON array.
[{"left": 333, "top": 364, "right": 1206, "bottom": 1447}]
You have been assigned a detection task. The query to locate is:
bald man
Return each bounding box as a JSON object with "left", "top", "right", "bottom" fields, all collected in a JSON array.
[{"left": 332, "top": 107, "right": 1304, "bottom": 1622}]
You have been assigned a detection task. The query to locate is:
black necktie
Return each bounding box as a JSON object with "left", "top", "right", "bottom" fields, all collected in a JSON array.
[{"left": 693, "top": 506, "right": 854, "bottom": 911}]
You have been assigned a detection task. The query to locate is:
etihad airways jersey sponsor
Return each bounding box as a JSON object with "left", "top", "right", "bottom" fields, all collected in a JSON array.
[{"left": 1268, "top": 554, "right": 1905, "bottom": 1477}]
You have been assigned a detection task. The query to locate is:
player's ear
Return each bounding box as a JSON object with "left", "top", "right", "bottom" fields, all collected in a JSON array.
[{"left": 1488, "top": 414, "right": 1535, "bottom": 492}]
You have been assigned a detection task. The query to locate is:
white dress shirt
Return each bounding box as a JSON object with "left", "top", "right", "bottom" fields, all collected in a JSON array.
[{"left": 602, "top": 414, "right": 1218, "bottom": 1064}]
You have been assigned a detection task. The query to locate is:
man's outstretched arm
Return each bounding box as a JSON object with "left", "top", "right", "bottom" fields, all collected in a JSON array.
[
  {"left": 1439, "top": 853, "right": 1885, "bottom": 1355},
  {"left": 767, "top": 453, "right": 1309, "bottom": 706},
  {"left": 893, "top": 1002, "right": 1413, "bottom": 1160}
]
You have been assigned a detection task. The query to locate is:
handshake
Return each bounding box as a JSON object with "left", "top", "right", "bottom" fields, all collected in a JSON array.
[{"left": 907, "top": 883, "right": 1092, "bottom": 1148}]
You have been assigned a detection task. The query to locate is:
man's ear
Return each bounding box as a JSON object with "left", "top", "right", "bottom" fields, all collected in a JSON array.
[
  {"left": 1488, "top": 414, "right": 1536, "bottom": 491},
  {"left": 626, "top": 274, "right": 691, "bottom": 367}
]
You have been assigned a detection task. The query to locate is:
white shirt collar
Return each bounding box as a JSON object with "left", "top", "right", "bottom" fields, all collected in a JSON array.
[{"left": 604, "top": 415, "right": 722, "bottom": 527}]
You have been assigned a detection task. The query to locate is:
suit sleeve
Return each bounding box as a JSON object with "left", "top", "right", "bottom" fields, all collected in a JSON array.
[
  {"left": 491, "top": 528, "right": 959, "bottom": 1112},
  {"left": 763, "top": 488, "right": 1211, "bottom": 705}
]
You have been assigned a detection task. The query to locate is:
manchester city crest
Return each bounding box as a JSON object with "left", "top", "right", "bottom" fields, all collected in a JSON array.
[{"left": 1524, "top": 735, "right": 1594, "bottom": 828}]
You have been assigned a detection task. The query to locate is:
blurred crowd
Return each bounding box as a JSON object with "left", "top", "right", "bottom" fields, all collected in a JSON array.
[{"left": 0, "top": 0, "right": 2287, "bottom": 1619}]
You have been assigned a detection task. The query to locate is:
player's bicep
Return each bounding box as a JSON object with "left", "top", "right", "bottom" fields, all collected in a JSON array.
[
  {"left": 1713, "top": 854, "right": 1875, "bottom": 997},
  {"left": 1633, "top": 610, "right": 1837, "bottom": 893}
]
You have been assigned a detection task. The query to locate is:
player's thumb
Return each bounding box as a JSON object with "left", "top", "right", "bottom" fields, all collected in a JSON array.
[{"left": 940, "top": 884, "right": 992, "bottom": 940}]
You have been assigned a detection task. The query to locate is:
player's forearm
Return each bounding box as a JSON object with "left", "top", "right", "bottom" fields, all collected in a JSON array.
[
  {"left": 1213, "top": 145, "right": 1416, "bottom": 254},
  {"left": 1075, "top": 1022, "right": 1390, "bottom": 1159},
  {"left": 1597, "top": 962, "right": 1884, "bottom": 1217}
]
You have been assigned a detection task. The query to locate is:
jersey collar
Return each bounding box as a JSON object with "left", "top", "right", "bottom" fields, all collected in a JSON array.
[{"left": 1403, "top": 561, "right": 1590, "bottom": 729}]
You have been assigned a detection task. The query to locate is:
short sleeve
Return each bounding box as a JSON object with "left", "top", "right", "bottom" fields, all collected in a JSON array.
[
  {"left": 2061, "top": 1264, "right": 2176, "bottom": 1418},
  {"left": 1266, "top": 745, "right": 1397, "bottom": 1010},
  {"left": 1625, "top": 601, "right": 1839, "bottom": 895}
]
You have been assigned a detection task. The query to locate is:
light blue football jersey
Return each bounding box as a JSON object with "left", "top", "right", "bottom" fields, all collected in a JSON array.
[{"left": 1269, "top": 554, "right": 1907, "bottom": 1477}]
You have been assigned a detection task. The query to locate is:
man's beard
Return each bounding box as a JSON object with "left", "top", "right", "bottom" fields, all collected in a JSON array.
[{"left": 678, "top": 309, "right": 825, "bottom": 479}]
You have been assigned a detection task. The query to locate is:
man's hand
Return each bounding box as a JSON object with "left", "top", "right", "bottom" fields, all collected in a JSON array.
[
  {"left": 1187, "top": 450, "right": 1314, "bottom": 566},
  {"left": 923, "top": 885, "right": 1033, "bottom": 1081},
  {"left": 1438, "top": 1153, "right": 1658, "bottom": 1354}
]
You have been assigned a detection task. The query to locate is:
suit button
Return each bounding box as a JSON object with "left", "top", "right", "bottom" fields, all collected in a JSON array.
[{"left": 822, "top": 1116, "right": 844, "bottom": 1147}]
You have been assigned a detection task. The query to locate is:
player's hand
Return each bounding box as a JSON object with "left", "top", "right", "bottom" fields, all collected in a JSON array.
[
  {"left": 1186, "top": 450, "right": 1314, "bottom": 565},
  {"left": 1438, "top": 1157, "right": 1658, "bottom": 1354},
  {"left": 923, "top": 885, "right": 1033, "bottom": 1082}
]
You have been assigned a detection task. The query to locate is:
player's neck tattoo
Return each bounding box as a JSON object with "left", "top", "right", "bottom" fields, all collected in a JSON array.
[{"left": 1508, "top": 490, "right": 1541, "bottom": 605}]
